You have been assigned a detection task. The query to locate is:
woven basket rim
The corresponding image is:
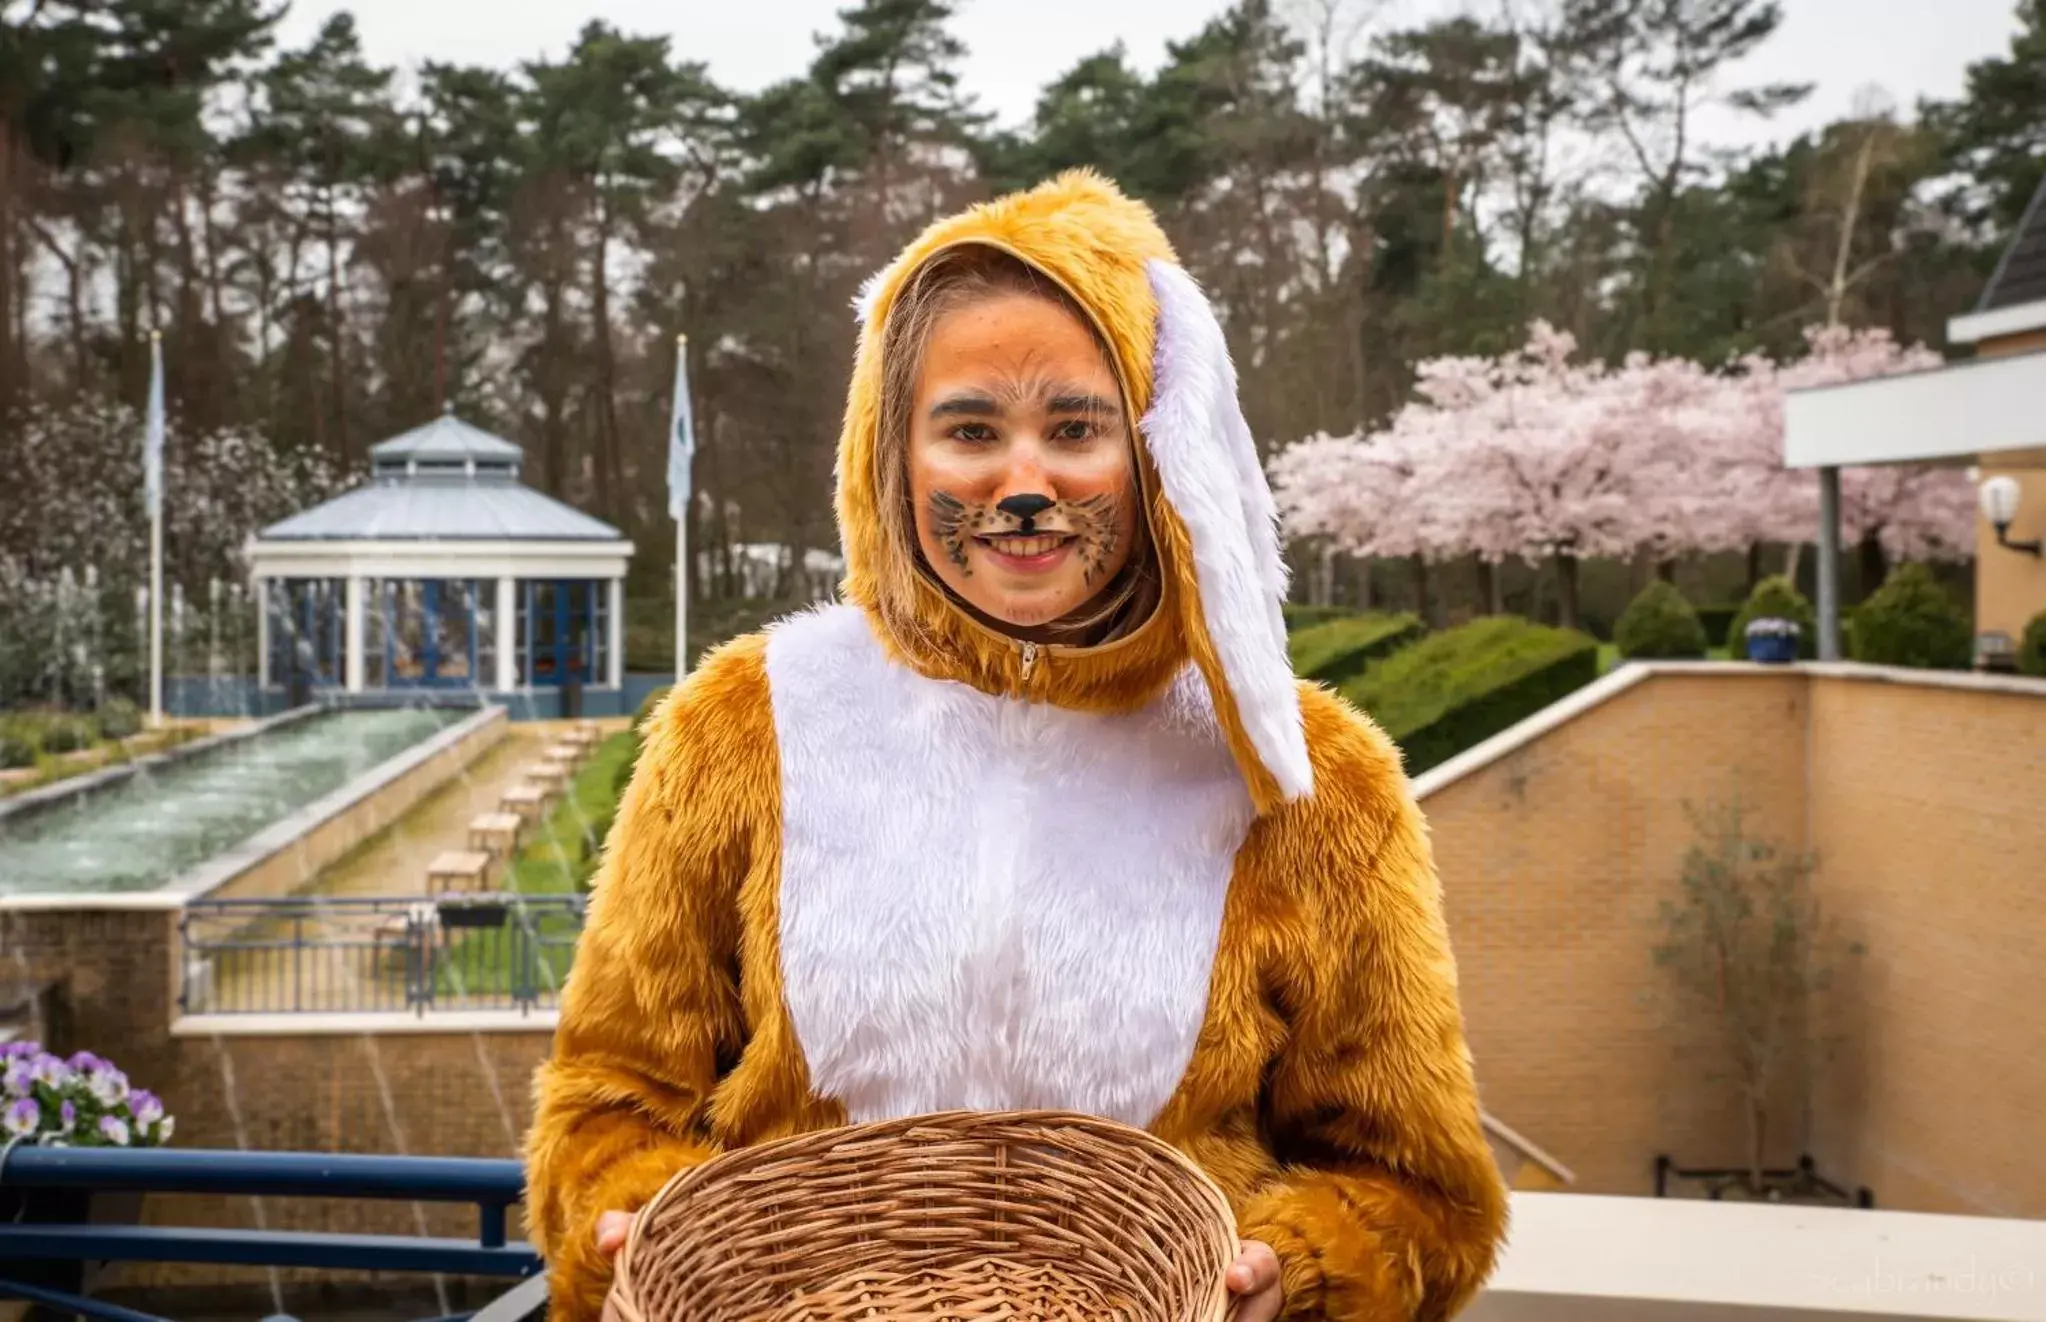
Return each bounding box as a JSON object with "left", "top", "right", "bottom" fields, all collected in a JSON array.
[{"left": 610, "top": 1108, "right": 1240, "bottom": 1319}]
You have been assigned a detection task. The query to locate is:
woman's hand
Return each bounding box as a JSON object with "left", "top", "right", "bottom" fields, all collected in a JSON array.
[
  {"left": 595, "top": 1210, "right": 633, "bottom": 1258},
  {"left": 1227, "top": 1238, "right": 1284, "bottom": 1320}
]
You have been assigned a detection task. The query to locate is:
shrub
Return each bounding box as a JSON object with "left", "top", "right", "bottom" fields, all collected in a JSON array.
[
  {"left": 1849, "top": 563, "right": 1972, "bottom": 670},
  {"left": 1341, "top": 616, "right": 1600, "bottom": 774},
  {"left": 1614, "top": 581, "right": 1709, "bottom": 659},
  {"left": 96, "top": 698, "right": 142, "bottom": 741},
  {"left": 0, "top": 727, "right": 35, "bottom": 770},
  {"left": 1288, "top": 612, "right": 1426, "bottom": 686},
  {"left": 2020, "top": 611, "right": 2046, "bottom": 678},
  {"left": 1695, "top": 605, "right": 1740, "bottom": 648},
  {"left": 1727, "top": 576, "right": 1817, "bottom": 659},
  {"left": 1281, "top": 603, "right": 1352, "bottom": 632},
  {"left": 34, "top": 714, "right": 95, "bottom": 754}
]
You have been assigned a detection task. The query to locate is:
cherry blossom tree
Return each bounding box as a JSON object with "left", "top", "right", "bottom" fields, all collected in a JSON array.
[
  {"left": 1274, "top": 323, "right": 1723, "bottom": 627},
  {"left": 1270, "top": 321, "right": 1974, "bottom": 629}
]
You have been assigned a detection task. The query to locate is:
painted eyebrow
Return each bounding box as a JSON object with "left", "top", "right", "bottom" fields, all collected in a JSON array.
[
  {"left": 928, "top": 394, "right": 1002, "bottom": 419},
  {"left": 1046, "top": 393, "right": 1120, "bottom": 416}
]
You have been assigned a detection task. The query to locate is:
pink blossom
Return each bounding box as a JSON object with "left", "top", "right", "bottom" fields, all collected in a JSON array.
[{"left": 1270, "top": 322, "right": 1972, "bottom": 571}]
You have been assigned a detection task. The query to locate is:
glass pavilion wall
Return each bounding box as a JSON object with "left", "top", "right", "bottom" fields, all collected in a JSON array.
[{"left": 262, "top": 575, "right": 617, "bottom": 691}]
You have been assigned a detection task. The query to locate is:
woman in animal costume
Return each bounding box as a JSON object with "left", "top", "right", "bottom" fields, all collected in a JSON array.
[{"left": 526, "top": 171, "right": 1508, "bottom": 1320}]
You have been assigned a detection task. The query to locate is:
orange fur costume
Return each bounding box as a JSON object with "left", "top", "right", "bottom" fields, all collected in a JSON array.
[{"left": 525, "top": 172, "right": 1509, "bottom": 1320}]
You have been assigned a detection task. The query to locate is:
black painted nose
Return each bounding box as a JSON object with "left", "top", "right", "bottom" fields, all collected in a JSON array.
[{"left": 996, "top": 493, "right": 1055, "bottom": 524}]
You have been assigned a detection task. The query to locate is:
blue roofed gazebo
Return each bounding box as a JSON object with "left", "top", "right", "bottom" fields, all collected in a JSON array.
[{"left": 246, "top": 414, "right": 633, "bottom": 704}]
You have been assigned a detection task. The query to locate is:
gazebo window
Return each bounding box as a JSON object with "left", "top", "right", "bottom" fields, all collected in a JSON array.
[
  {"left": 519, "top": 579, "right": 602, "bottom": 687},
  {"left": 266, "top": 579, "right": 345, "bottom": 688},
  {"left": 376, "top": 579, "right": 487, "bottom": 688}
]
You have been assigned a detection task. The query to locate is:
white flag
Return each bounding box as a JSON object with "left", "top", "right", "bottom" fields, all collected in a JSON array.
[
  {"left": 667, "top": 334, "right": 695, "bottom": 521},
  {"left": 144, "top": 332, "right": 165, "bottom": 519}
]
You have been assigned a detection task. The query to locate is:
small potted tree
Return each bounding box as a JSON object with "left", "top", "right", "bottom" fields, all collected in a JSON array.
[
  {"left": 1727, "top": 576, "right": 1816, "bottom": 662},
  {"left": 0, "top": 1043, "right": 175, "bottom": 1296},
  {"left": 1743, "top": 617, "right": 1802, "bottom": 664}
]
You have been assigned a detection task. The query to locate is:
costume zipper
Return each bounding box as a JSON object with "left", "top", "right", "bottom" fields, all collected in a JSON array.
[{"left": 1018, "top": 642, "right": 1040, "bottom": 688}]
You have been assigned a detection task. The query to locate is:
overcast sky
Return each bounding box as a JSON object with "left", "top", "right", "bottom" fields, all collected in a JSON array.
[{"left": 275, "top": 0, "right": 2023, "bottom": 154}]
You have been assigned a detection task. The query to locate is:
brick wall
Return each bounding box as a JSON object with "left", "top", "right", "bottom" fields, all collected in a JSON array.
[
  {"left": 1975, "top": 463, "right": 2046, "bottom": 642},
  {"left": 1420, "top": 665, "right": 2046, "bottom": 1214},
  {"left": 1802, "top": 676, "right": 2046, "bottom": 1216},
  {"left": 1423, "top": 671, "right": 1811, "bottom": 1196}
]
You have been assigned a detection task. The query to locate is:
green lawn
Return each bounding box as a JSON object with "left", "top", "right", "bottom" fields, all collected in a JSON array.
[
  {"left": 505, "top": 730, "right": 639, "bottom": 895},
  {"left": 433, "top": 730, "right": 638, "bottom": 1002}
]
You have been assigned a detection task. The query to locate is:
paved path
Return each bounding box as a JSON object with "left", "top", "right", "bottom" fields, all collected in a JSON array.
[{"left": 312, "top": 727, "right": 549, "bottom": 901}]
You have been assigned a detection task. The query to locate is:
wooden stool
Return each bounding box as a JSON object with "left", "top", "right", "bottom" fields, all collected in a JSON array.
[
  {"left": 523, "top": 763, "right": 570, "bottom": 794},
  {"left": 468, "top": 811, "right": 523, "bottom": 859},
  {"left": 543, "top": 740, "right": 582, "bottom": 764},
  {"left": 500, "top": 783, "right": 547, "bottom": 820},
  {"left": 426, "top": 850, "right": 492, "bottom": 896}
]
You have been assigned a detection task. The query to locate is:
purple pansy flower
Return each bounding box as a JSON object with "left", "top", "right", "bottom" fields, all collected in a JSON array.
[
  {"left": 97, "top": 1115, "right": 130, "bottom": 1146},
  {"left": 3, "top": 1097, "right": 39, "bottom": 1138},
  {"left": 66, "top": 1050, "right": 108, "bottom": 1075},
  {"left": 28, "top": 1053, "right": 71, "bottom": 1089},
  {"left": 85, "top": 1067, "right": 128, "bottom": 1107},
  {"left": 1, "top": 1055, "right": 32, "bottom": 1097},
  {"left": 59, "top": 1100, "right": 76, "bottom": 1135},
  {"left": 129, "top": 1090, "right": 164, "bottom": 1127}
]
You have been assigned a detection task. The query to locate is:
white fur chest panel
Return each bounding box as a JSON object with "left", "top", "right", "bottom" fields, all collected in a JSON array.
[{"left": 764, "top": 605, "right": 1254, "bottom": 1128}]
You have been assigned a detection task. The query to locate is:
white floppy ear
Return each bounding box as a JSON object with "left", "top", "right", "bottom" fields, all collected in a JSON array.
[
  {"left": 852, "top": 265, "right": 889, "bottom": 327},
  {"left": 1140, "top": 259, "right": 1312, "bottom": 803}
]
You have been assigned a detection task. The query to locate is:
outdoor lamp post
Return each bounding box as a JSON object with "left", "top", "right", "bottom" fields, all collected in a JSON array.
[{"left": 1979, "top": 475, "right": 2042, "bottom": 557}]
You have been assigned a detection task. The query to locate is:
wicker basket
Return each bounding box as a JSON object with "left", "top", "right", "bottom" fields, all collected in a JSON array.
[{"left": 604, "top": 1109, "right": 1240, "bottom": 1321}]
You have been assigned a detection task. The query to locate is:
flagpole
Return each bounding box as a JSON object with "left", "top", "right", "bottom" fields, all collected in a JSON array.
[
  {"left": 147, "top": 330, "right": 165, "bottom": 729},
  {"left": 673, "top": 332, "right": 690, "bottom": 683}
]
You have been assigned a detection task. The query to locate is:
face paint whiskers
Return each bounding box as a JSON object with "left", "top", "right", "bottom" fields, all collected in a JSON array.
[{"left": 926, "top": 490, "right": 1124, "bottom": 584}]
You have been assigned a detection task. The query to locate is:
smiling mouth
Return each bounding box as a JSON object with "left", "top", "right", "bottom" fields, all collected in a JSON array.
[{"left": 975, "top": 534, "right": 1074, "bottom": 558}]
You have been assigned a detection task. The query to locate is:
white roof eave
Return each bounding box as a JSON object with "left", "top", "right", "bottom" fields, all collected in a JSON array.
[
  {"left": 244, "top": 536, "right": 635, "bottom": 581},
  {"left": 1783, "top": 348, "right": 2046, "bottom": 468},
  {"left": 1947, "top": 297, "right": 2046, "bottom": 345}
]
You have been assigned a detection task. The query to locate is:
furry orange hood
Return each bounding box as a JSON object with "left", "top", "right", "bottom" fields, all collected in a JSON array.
[{"left": 833, "top": 170, "right": 1310, "bottom": 812}]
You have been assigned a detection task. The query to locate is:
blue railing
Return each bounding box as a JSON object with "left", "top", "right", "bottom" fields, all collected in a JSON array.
[
  {"left": 0, "top": 1144, "right": 544, "bottom": 1321},
  {"left": 179, "top": 893, "right": 586, "bottom": 1016}
]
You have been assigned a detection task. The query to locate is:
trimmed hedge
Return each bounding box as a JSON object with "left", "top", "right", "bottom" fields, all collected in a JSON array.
[
  {"left": 1727, "top": 575, "right": 1817, "bottom": 659},
  {"left": 1342, "top": 616, "right": 1600, "bottom": 774},
  {"left": 1849, "top": 563, "right": 1972, "bottom": 670},
  {"left": 1288, "top": 612, "right": 1426, "bottom": 686},
  {"left": 2020, "top": 611, "right": 2046, "bottom": 678},
  {"left": 1614, "top": 581, "right": 1708, "bottom": 659},
  {"left": 1281, "top": 603, "right": 1353, "bottom": 632}
]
